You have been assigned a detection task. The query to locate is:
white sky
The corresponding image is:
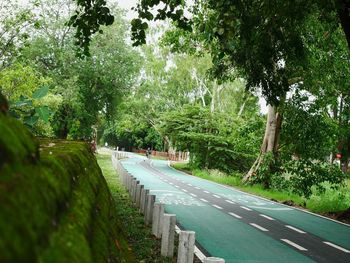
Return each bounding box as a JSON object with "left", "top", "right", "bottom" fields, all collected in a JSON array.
[{"left": 115, "top": 0, "right": 138, "bottom": 20}]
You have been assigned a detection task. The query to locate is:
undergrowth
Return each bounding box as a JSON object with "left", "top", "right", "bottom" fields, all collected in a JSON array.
[{"left": 97, "top": 153, "right": 173, "bottom": 263}]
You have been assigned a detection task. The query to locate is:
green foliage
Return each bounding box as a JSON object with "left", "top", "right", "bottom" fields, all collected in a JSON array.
[
  {"left": 306, "top": 181, "right": 350, "bottom": 213},
  {"left": 13, "top": 1, "right": 140, "bottom": 140},
  {"left": 0, "top": 0, "right": 38, "bottom": 68},
  {"left": 271, "top": 160, "right": 346, "bottom": 198},
  {"left": 68, "top": 0, "right": 114, "bottom": 56},
  {"left": 251, "top": 153, "right": 278, "bottom": 187},
  {"left": 159, "top": 105, "right": 263, "bottom": 172},
  {"left": 0, "top": 64, "right": 61, "bottom": 135},
  {"left": 281, "top": 93, "right": 337, "bottom": 160}
]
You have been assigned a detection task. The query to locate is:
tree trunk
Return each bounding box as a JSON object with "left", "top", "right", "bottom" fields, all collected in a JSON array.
[
  {"left": 340, "top": 137, "right": 350, "bottom": 173},
  {"left": 244, "top": 104, "right": 282, "bottom": 182},
  {"left": 210, "top": 81, "right": 217, "bottom": 113},
  {"left": 337, "top": 0, "right": 350, "bottom": 50}
]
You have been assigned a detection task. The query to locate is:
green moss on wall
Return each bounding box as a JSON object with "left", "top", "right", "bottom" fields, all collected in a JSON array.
[{"left": 0, "top": 114, "right": 126, "bottom": 263}]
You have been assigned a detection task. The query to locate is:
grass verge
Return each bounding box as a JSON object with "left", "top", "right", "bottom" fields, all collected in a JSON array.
[{"left": 96, "top": 153, "right": 173, "bottom": 263}]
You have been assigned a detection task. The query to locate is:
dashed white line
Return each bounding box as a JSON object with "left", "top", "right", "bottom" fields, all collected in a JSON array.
[
  {"left": 169, "top": 182, "right": 173, "bottom": 185},
  {"left": 229, "top": 212, "right": 242, "bottom": 219},
  {"left": 259, "top": 214, "right": 275, "bottom": 221},
  {"left": 174, "top": 185, "right": 179, "bottom": 188},
  {"left": 204, "top": 190, "right": 210, "bottom": 194},
  {"left": 182, "top": 189, "right": 188, "bottom": 192},
  {"left": 190, "top": 193, "right": 197, "bottom": 197},
  {"left": 195, "top": 187, "right": 200, "bottom": 190},
  {"left": 200, "top": 198, "right": 208, "bottom": 203},
  {"left": 285, "top": 225, "right": 306, "bottom": 234},
  {"left": 250, "top": 223, "right": 268, "bottom": 232},
  {"left": 281, "top": 239, "right": 307, "bottom": 251},
  {"left": 225, "top": 200, "right": 235, "bottom": 204},
  {"left": 213, "top": 194, "right": 221, "bottom": 199},
  {"left": 240, "top": 206, "right": 252, "bottom": 211},
  {"left": 188, "top": 183, "right": 193, "bottom": 186},
  {"left": 323, "top": 242, "right": 350, "bottom": 253},
  {"left": 212, "top": 204, "right": 223, "bottom": 210}
]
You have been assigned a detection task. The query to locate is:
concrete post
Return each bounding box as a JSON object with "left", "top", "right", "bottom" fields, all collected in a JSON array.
[
  {"left": 145, "top": 194, "right": 156, "bottom": 225},
  {"left": 128, "top": 176, "right": 134, "bottom": 194},
  {"left": 122, "top": 170, "right": 127, "bottom": 186},
  {"left": 152, "top": 203, "right": 164, "bottom": 238},
  {"left": 161, "top": 214, "right": 176, "bottom": 258},
  {"left": 177, "top": 231, "right": 195, "bottom": 263},
  {"left": 126, "top": 174, "right": 131, "bottom": 191},
  {"left": 204, "top": 258, "right": 225, "bottom": 263},
  {"left": 121, "top": 169, "right": 125, "bottom": 185},
  {"left": 131, "top": 180, "right": 135, "bottom": 201},
  {"left": 132, "top": 179, "right": 137, "bottom": 199},
  {"left": 133, "top": 180, "right": 139, "bottom": 202},
  {"left": 140, "top": 189, "right": 149, "bottom": 214},
  {"left": 136, "top": 184, "right": 143, "bottom": 208},
  {"left": 130, "top": 178, "right": 136, "bottom": 197}
]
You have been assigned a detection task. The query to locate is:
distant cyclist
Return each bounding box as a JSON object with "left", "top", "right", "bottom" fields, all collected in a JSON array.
[{"left": 146, "top": 147, "right": 151, "bottom": 159}]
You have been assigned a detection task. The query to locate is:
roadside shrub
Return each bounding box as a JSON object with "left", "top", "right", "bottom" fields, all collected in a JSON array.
[
  {"left": 251, "top": 153, "right": 280, "bottom": 187},
  {"left": 271, "top": 159, "right": 346, "bottom": 198},
  {"left": 306, "top": 182, "right": 350, "bottom": 212}
]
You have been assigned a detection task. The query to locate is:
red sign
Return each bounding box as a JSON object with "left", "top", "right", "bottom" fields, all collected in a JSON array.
[{"left": 336, "top": 153, "right": 342, "bottom": 159}]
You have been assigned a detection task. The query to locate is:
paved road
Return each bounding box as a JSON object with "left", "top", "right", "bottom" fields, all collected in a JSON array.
[{"left": 120, "top": 154, "right": 350, "bottom": 263}]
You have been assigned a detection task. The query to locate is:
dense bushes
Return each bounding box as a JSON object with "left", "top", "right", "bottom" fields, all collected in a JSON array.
[
  {"left": 253, "top": 153, "right": 346, "bottom": 198},
  {"left": 159, "top": 105, "right": 264, "bottom": 173}
]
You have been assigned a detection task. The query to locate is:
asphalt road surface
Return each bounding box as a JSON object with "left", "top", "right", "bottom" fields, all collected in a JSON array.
[{"left": 119, "top": 154, "right": 350, "bottom": 263}]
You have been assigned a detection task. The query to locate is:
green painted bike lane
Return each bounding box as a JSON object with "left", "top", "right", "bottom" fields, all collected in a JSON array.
[
  {"left": 151, "top": 159, "right": 350, "bottom": 251},
  {"left": 121, "top": 156, "right": 313, "bottom": 262}
]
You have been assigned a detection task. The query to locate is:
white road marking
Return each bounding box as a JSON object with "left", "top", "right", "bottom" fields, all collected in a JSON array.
[
  {"left": 285, "top": 225, "right": 306, "bottom": 234},
  {"left": 195, "top": 187, "right": 200, "bottom": 190},
  {"left": 250, "top": 223, "right": 268, "bottom": 232},
  {"left": 225, "top": 200, "right": 235, "bottom": 204},
  {"left": 194, "top": 246, "right": 206, "bottom": 261},
  {"left": 213, "top": 194, "right": 221, "bottom": 199},
  {"left": 229, "top": 212, "right": 242, "bottom": 219},
  {"left": 169, "top": 182, "right": 173, "bottom": 185},
  {"left": 204, "top": 190, "right": 210, "bottom": 194},
  {"left": 212, "top": 204, "right": 223, "bottom": 210},
  {"left": 188, "top": 184, "right": 193, "bottom": 186},
  {"left": 260, "top": 214, "right": 275, "bottom": 221},
  {"left": 323, "top": 242, "right": 350, "bottom": 253},
  {"left": 200, "top": 198, "right": 208, "bottom": 203},
  {"left": 281, "top": 239, "right": 307, "bottom": 251},
  {"left": 248, "top": 206, "right": 293, "bottom": 211},
  {"left": 190, "top": 193, "right": 197, "bottom": 197},
  {"left": 240, "top": 206, "right": 252, "bottom": 211},
  {"left": 182, "top": 189, "right": 188, "bottom": 192},
  {"left": 174, "top": 185, "right": 179, "bottom": 188}
]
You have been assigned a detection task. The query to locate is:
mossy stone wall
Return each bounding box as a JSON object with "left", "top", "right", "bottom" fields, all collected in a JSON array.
[{"left": 0, "top": 113, "right": 124, "bottom": 263}]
